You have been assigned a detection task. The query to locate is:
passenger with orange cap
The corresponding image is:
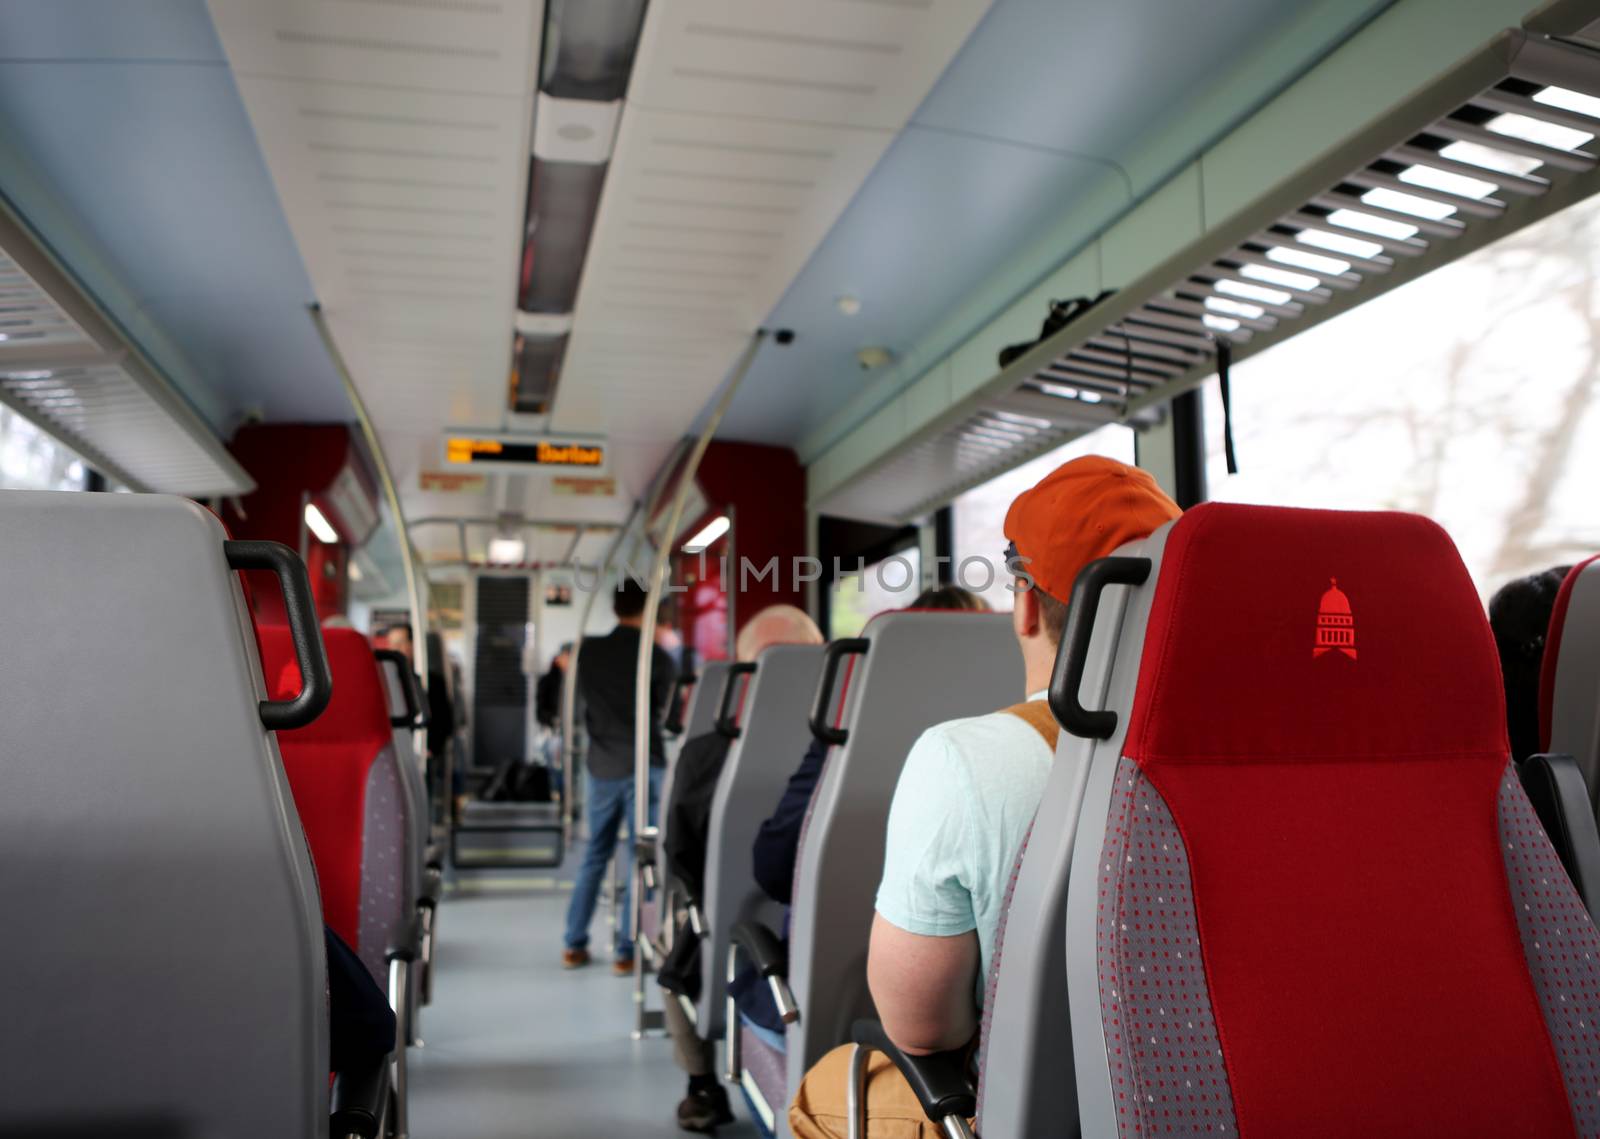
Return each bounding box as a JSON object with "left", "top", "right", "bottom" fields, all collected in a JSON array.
[{"left": 789, "top": 455, "right": 1181, "bottom": 1139}]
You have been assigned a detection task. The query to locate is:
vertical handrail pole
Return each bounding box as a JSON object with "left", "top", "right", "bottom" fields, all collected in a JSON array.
[
  {"left": 633, "top": 330, "right": 765, "bottom": 838},
  {"left": 626, "top": 331, "right": 765, "bottom": 1032},
  {"left": 561, "top": 436, "right": 688, "bottom": 847},
  {"left": 310, "top": 303, "right": 428, "bottom": 684}
]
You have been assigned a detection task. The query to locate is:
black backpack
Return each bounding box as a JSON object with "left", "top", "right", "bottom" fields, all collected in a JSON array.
[{"left": 997, "top": 289, "right": 1115, "bottom": 368}]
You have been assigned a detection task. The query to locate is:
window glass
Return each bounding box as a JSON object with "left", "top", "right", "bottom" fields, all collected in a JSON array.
[
  {"left": 1201, "top": 192, "right": 1600, "bottom": 596},
  {"left": 0, "top": 407, "right": 87, "bottom": 491},
  {"left": 829, "top": 544, "right": 921, "bottom": 638},
  {"left": 951, "top": 425, "right": 1136, "bottom": 610}
]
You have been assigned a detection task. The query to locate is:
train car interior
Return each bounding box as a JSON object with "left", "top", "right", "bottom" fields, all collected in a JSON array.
[{"left": 7, "top": 0, "right": 1600, "bottom": 1136}]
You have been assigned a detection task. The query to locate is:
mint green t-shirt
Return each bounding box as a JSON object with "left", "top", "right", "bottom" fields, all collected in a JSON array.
[{"left": 873, "top": 702, "right": 1056, "bottom": 1006}]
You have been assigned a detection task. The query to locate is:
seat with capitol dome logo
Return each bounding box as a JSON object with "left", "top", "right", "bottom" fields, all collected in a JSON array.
[{"left": 856, "top": 502, "right": 1600, "bottom": 1139}]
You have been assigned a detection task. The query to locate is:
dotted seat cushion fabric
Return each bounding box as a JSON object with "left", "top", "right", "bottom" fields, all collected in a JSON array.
[{"left": 1096, "top": 759, "right": 1236, "bottom": 1137}]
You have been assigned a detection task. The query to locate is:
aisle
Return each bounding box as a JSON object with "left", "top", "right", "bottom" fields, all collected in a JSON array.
[{"left": 408, "top": 871, "right": 767, "bottom": 1139}]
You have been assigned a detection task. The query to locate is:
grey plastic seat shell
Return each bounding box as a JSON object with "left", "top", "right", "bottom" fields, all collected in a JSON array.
[
  {"left": 976, "top": 531, "right": 1166, "bottom": 1138},
  {"left": 1547, "top": 558, "right": 1600, "bottom": 812},
  {"left": 693, "top": 644, "right": 825, "bottom": 1036},
  {"left": 0, "top": 491, "right": 329, "bottom": 1136},
  {"left": 658, "top": 659, "right": 732, "bottom": 863},
  {"left": 780, "top": 611, "right": 1025, "bottom": 1130}
]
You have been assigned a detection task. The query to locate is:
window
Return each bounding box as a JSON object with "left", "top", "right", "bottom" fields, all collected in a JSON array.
[
  {"left": 951, "top": 425, "right": 1136, "bottom": 609},
  {"left": 0, "top": 407, "right": 87, "bottom": 491},
  {"left": 829, "top": 543, "right": 921, "bottom": 638},
  {"left": 1200, "top": 192, "right": 1600, "bottom": 597}
]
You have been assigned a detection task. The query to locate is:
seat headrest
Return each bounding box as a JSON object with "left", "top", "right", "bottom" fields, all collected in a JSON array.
[
  {"left": 1538, "top": 553, "right": 1600, "bottom": 752},
  {"left": 1124, "top": 503, "right": 1506, "bottom": 765},
  {"left": 259, "top": 625, "right": 391, "bottom": 747}
]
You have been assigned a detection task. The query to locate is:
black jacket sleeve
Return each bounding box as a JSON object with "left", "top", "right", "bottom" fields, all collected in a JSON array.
[
  {"left": 751, "top": 737, "right": 829, "bottom": 906},
  {"left": 660, "top": 731, "right": 732, "bottom": 900}
]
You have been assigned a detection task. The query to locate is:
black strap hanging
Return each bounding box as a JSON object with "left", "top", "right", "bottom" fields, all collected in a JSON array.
[{"left": 1215, "top": 337, "right": 1238, "bottom": 475}]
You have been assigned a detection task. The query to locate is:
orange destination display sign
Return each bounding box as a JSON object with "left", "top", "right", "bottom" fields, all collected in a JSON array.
[{"left": 444, "top": 434, "right": 608, "bottom": 474}]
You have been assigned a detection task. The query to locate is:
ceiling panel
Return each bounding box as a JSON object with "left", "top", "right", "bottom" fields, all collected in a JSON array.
[
  {"left": 207, "top": 0, "right": 543, "bottom": 531},
  {"left": 552, "top": 0, "right": 993, "bottom": 494}
]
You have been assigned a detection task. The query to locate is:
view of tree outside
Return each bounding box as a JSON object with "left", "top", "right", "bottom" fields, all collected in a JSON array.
[
  {"left": 829, "top": 544, "right": 921, "bottom": 638},
  {"left": 952, "top": 425, "right": 1137, "bottom": 610},
  {"left": 0, "top": 406, "right": 86, "bottom": 491},
  {"left": 1202, "top": 192, "right": 1600, "bottom": 597}
]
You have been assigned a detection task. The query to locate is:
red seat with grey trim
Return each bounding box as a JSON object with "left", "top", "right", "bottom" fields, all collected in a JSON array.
[
  {"left": 261, "top": 624, "right": 410, "bottom": 989},
  {"left": 1539, "top": 554, "right": 1600, "bottom": 808},
  {"left": 1059, "top": 503, "right": 1600, "bottom": 1138}
]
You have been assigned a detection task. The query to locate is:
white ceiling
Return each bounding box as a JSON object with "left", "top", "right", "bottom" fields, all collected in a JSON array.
[
  {"left": 206, "top": 0, "right": 542, "bottom": 556},
  {"left": 552, "top": 0, "right": 995, "bottom": 491},
  {"left": 206, "top": 0, "right": 991, "bottom": 558}
]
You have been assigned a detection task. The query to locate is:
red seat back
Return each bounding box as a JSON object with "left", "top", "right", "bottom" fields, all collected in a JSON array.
[
  {"left": 261, "top": 625, "right": 404, "bottom": 984},
  {"left": 1096, "top": 504, "right": 1597, "bottom": 1138}
]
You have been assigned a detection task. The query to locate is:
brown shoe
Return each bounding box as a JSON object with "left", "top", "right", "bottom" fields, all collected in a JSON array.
[
  {"left": 561, "top": 948, "right": 591, "bottom": 970},
  {"left": 613, "top": 956, "right": 635, "bottom": 976}
]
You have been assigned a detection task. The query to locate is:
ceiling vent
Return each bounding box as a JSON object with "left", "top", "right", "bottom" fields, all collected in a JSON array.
[
  {"left": 509, "top": 0, "right": 650, "bottom": 417},
  {"left": 0, "top": 201, "right": 252, "bottom": 496},
  {"left": 827, "top": 29, "right": 1600, "bottom": 523}
]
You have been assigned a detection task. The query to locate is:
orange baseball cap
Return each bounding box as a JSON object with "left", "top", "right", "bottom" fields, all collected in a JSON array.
[{"left": 1003, "top": 455, "right": 1181, "bottom": 600}]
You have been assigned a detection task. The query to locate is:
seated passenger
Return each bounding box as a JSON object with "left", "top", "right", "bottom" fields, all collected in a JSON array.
[
  {"left": 660, "top": 605, "right": 824, "bottom": 1133},
  {"left": 1487, "top": 565, "right": 1571, "bottom": 763},
  {"left": 325, "top": 924, "right": 397, "bottom": 1076},
  {"left": 730, "top": 585, "right": 995, "bottom": 1052},
  {"left": 788, "top": 456, "right": 1180, "bottom": 1139}
]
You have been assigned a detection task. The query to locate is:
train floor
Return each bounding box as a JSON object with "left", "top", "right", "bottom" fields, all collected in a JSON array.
[{"left": 409, "top": 857, "right": 768, "bottom": 1139}]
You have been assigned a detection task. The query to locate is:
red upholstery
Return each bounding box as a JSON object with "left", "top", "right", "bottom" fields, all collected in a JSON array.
[
  {"left": 259, "top": 625, "right": 392, "bottom": 955},
  {"left": 1121, "top": 504, "right": 1574, "bottom": 1139},
  {"left": 1539, "top": 553, "right": 1600, "bottom": 753}
]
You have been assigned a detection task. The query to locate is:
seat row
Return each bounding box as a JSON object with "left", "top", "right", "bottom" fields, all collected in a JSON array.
[
  {"left": 645, "top": 502, "right": 1600, "bottom": 1138},
  {"left": 0, "top": 490, "right": 444, "bottom": 1138}
]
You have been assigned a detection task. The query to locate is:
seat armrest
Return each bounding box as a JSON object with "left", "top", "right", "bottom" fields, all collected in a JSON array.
[
  {"left": 731, "top": 920, "right": 786, "bottom": 978},
  {"left": 330, "top": 1050, "right": 391, "bottom": 1138},
  {"left": 387, "top": 912, "right": 427, "bottom": 964},
  {"left": 635, "top": 830, "right": 658, "bottom": 867},
  {"left": 1519, "top": 753, "right": 1600, "bottom": 916},
  {"left": 850, "top": 1019, "right": 976, "bottom": 1122},
  {"left": 418, "top": 867, "right": 443, "bottom": 909},
  {"left": 731, "top": 919, "right": 798, "bottom": 1022}
]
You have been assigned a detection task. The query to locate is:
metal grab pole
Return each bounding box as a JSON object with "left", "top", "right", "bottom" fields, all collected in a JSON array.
[
  {"left": 633, "top": 330, "right": 766, "bottom": 842},
  {"left": 561, "top": 508, "right": 640, "bottom": 849},
  {"left": 560, "top": 441, "right": 686, "bottom": 848},
  {"left": 309, "top": 303, "right": 429, "bottom": 681}
]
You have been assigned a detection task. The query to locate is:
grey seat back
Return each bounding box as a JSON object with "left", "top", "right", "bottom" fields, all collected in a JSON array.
[
  {"left": 785, "top": 612, "right": 1024, "bottom": 1098},
  {"left": 1544, "top": 556, "right": 1600, "bottom": 808},
  {"left": 975, "top": 533, "right": 1164, "bottom": 1137},
  {"left": 659, "top": 659, "right": 731, "bottom": 859},
  {"left": 378, "top": 651, "right": 429, "bottom": 907},
  {"left": 695, "top": 644, "right": 825, "bottom": 1034},
  {"left": 0, "top": 491, "right": 328, "bottom": 1137}
]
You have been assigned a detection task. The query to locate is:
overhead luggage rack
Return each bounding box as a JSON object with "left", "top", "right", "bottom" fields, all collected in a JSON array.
[
  {"left": 0, "top": 202, "right": 251, "bottom": 496},
  {"left": 830, "top": 29, "right": 1600, "bottom": 524}
]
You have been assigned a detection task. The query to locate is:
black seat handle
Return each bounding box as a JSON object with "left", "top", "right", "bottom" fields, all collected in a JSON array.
[
  {"left": 374, "top": 649, "right": 422, "bottom": 728},
  {"left": 664, "top": 670, "right": 697, "bottom": 736},
  {"left": 410, "top": 670, "right": 431, "bottom": 730},
  {"left": 1048, "top": 556, "right": 1152, "bottom": 740},
  {"left": 715, "top": 662, "right": 758, "bottom": 739},
  {"left": 226, "top": 540, "right": 332, "bottom": 732},
  {"left": 809, "top": 638, "right": 869, "bottom": 746}
]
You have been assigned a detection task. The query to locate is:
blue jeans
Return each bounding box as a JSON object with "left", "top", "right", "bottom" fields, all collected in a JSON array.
[{"left": 563, "top": 767, "right": 662, "bottom": 958}]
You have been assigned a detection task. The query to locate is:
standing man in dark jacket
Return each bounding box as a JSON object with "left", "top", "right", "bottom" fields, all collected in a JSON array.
[{"left": 562, "top": 582, "right": 677, "bottom": 974}]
